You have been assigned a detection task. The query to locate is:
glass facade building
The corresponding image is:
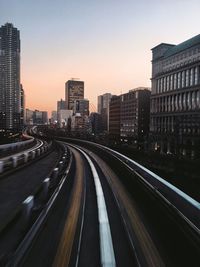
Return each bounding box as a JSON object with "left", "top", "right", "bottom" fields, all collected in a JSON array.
[{"left": 0, "top": 23, "right": 21, "bottom": 130}]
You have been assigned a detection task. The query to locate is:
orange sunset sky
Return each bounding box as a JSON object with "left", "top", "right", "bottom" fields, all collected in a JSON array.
[{"left": 1, "top": 0, "right": 200, "bottom": 116}]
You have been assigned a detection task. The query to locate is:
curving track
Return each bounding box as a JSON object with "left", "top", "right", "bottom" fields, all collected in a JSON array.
[
  {"left": 21, "top": 141, "right": 137, "bottom": 267},
  {"left": 5, "top": 139, "right": 200, "bottom": 267}
]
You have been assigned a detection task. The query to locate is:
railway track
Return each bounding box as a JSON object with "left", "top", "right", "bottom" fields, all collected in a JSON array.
[
  {"left": 2, "top": 138, "right": 200, "bottom": 266},
  {"left": 19, "top": 141, "right": 138, "bottom": 267}
]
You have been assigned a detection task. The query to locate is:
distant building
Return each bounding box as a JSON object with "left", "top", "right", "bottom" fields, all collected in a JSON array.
[
  {"left": 71, "top": 113, "right": 85, "bottom": 132},
  {"left": 33, "top": 110, "right": 43, "bottom": 124},
  {"left": 42, "top": 111, "right": 48, "bottom": 124},
  {"left": 57, "top": 99, "right": 67, "bottom": 112},
  {"left": 25, "top": 109, "right": 34, "bottom": 125},
  {"left": 51, "top": 111, "right": 57, "bottom": 124},
  {"left": 0, "top": 23, "right": 21, "bottom": 131},
  {"left": 65, "top": 80, "right": 84, "bottom": 110},
  {"left": 26, "top": 109, "right": 48, "bottom": 125},
  {"left": 151, "top": 35, "right": 200, "bottom": 157},
  {"left": 90, "top": 112, "right": 103, "bottom": 134},
  {"left": 57, "top": 109, "right": 73, "bottom": 127},
  {"left": 109, "top": 95, "right": 121, "bottom": 141},
  {"left": 97, "top": 93, "right": 112, "bottom": 131},
  {"left": 120, "top": 88, "right": 150, "bottom": 145},
  {"left": 73, "top": 99, "right": 89, "bottom": 116}
]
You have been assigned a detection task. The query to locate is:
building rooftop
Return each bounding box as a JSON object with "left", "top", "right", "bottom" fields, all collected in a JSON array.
[
  {"left": 163, "top": 34, "right": 200, "bottom": 58},
  {"left": 129, "top": 87, "right": 151, "bottom": 92}
]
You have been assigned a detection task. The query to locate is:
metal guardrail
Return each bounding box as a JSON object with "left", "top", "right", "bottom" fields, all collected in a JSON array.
[
  {"left": 0, "top": 140, "right": 52, "bottom": 175},
  {"left": 101, "top": 145, "right": 200, "bottom": 231},
  {"left": 0, "top": 135, "right": 34, "bottom": 153},
  {"left": 5, "top": 146, "right": 71, "bottom": 267}
]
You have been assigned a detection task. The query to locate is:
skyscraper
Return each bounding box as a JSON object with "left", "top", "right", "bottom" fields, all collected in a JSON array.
[
  {"left": 65, "top": 80, "right": 84, "bottom": 110},
  {"left": 73, "top": 99, "right": 89, "bottom": 116},
  {"left": 97, "top": 93, "right": 112, "bottom": 131},
  {"left": 0, "top": 23, "right": 21, "bottom": 131}
]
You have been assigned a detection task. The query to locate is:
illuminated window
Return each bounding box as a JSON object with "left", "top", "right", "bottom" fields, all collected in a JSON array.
[
  {"left": 177, "top": 72, "right": 181, "bottom": 89},
  {"left": 194, "top": 67, "right": 198, "bottom": 85},
  {"left": 183, "top": 93, "right": 186, "bottom": 110},
  {"left": 167, "top": 76, "right": 170, "bottom": 91},
  {"left": 192, "top": 91, "right": 196, "bottom": 109},
  {"left": 170, "top": 75, "right": 173, "bottom": 90},
  {"left": 186, "top": 70, "right": 189, "bottom": 87},
  {"left": 190, "top": 68, "right": 194, "bottom": 86},
  {"left": 182, "top": 71, "right": 185, "bottom": 88},
  {"left": 197, "top": 90, "right": 200, "bottom": 108},
  {"left": 179, "top": 94, "right": 182, "bottom": 111},
  {"left": 174, "top": 73, "right": 177, "bottom": 89}
]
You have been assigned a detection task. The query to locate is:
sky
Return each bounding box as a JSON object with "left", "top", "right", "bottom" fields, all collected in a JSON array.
[{"left": 1, "top": 0, "right": 200, "bottom": 115}]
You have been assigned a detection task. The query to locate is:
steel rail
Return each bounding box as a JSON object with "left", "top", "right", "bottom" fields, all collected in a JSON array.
[
  {"left": 67, "top": 143, "right": 116, "bottom": 267},
  {"left": 61, "top": 138, "right": 200, "bottom": 232}
]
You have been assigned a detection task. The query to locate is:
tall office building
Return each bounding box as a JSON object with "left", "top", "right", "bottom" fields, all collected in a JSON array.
[
  {"left": 90, "top": 112, "right": 103, "bottom": 134},
  {"left": 120, "top": 88, "right": 151, "bottom": 143},
  {"left": 73, "top": 99, "right": 89, "bottom": 116},
  {"left": 97, "top": 93, "right": 112, "bottom": 131},
  {"left": 0, "top": 23, "right": 21, "bottom": 130},
  {"left": 109, "top": 95, "right": 121, "bottom": 140},
  {"left": 151, "top": 35, "right": 200, "bottom": 157},
  {"left": 20, "top": 84, "right": 25, "bottom": 126},
  {"left": 65, "top": 80, "right": 84, "bottom": 110},
  {"left": 57, "top": 98, "right": 67, "bottom": 112}
]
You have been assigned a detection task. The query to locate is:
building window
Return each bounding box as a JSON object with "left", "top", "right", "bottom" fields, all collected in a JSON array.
[
  {"left": 182, "top": 71, "right": 185, "bottom": 88},
  {"left": 187, "top": 92, "right": 191, "bottom": 110},
  {"left": 190, "top": 68, "right": 194, "bottom": 86},
  {"left": 160, "top": 78, "right": 163, "bottom": 93},
  {"left": 194, "top": 66, "right": 198, "bottom": 85},
  {"left": 192, "top": 91, "right": 196, "bottom": 109},
  {"left": 186, "top": 69, "right": 189, "bottom": 87},
  {"left": 179, "top": 94, "right": 182, "bottom": 111},
  {"left": 163, "top": 77, "right": 166, "bottom": 92},
  {"left": 171, "top": 95, "right": 174, "bottom": 111},
  {"left": 183, "top": 93, "right": 186, "bottom": 110},
  {"left": 197, "top": 90, "right": 200, "bottom": 108},
  {"left": 177, "top": 72, "right": 181, "bottom": 89},
  {"left": 170, "top": 75, "right": 173, "bottom": 90},
  {"left": 167, "top": 76, "right": 169, "bottom": 91},
  {"left": 158, "top": 79, "right": 160, "bottom": 93},
  {"left": 174, "top": 73, "right": 177, "bottom": 90},
  {"left": 175, "top": 94, "right": 178, "bottom": 111},
  {"left": 167, "top": 96, "right": 170, "bottom": 112}
]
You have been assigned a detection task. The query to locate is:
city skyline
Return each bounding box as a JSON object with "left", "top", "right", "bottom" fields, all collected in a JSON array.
[{"left": 1, "top": 0, "right": 200, "bottom": 115}]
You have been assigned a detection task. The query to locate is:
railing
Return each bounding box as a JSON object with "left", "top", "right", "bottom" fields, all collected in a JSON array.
[
  {"left": 4, "top": 144, "right": 72, "bottom": 267},
  {"left": 0, "top": 135, "right": 35, "bottom": 158},
  {"left": 0, "top": 139, "right": 52, "bottom": 174},
  {"left": 57, "top": 138, "right": 200, "bottom": 233}
]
